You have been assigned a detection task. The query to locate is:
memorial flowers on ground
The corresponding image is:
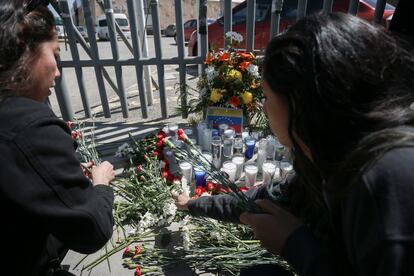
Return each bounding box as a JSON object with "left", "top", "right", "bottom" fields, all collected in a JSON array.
[{"left": 183, "top": 32, "right": 267, "bottom": 128}]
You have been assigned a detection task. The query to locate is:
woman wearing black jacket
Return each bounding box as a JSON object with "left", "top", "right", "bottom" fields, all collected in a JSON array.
[
  {"left": 175, "top": 13, "right": 414, "bottom": 275},
  {"left": 0, "top": 1, "right": 115, "bottom": 275}
]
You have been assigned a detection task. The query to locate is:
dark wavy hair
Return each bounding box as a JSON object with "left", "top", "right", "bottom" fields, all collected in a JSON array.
[
  {"left": 264, "top": 12, "right": 414, "bottom": 219},
  {"left": 0, "top": 0, "right": 56, "bottom": 97}
]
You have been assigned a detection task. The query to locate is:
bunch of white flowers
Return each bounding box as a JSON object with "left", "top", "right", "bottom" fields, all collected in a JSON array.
[
  {"left": 205, "top": 66, "right": 219, "bottom": 82},
  {"left": 115, "top": 142, "right": 135, "bottom": 158},
  {"left": 225, "top": 31, "right": 243, "bottom": 43},
  {"left": 247, "top": 64, "right": 259, "bottom": 78}
]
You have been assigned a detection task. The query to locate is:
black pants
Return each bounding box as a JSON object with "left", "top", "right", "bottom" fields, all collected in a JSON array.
[{"left": 240, "top": 264, "right": 293, "bottom": 276}]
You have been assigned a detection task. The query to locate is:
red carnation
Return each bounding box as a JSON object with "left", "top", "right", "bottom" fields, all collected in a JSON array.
[
  {"left": 135, "top": 246, "right": 142, "bottom": 255},
  {"left": 66, "top": 121, "right": 74, "bottom": 129},
  {"left": 157, "top": 130, "right": 166, "bottom": 140},
  {"left": 135, "top": 266, "right": 141, "bottom": 276},
  {"left": 228, "top": 96, "right": 241, "bottom": 108},
  {"left": 136, "top": 165, "right": 142, "bottom": 172},
  {"left": 206, "top": 182, "right": 215, "bottom": 192},
  {"left": 194, "top": 186, "right": 206, "bottom": 196},
  {"left": 177, "top": 128, "right": 187, "bottom": 141},
  {"left": 122, "top": 246, "right": 132, "bottom": 258}
]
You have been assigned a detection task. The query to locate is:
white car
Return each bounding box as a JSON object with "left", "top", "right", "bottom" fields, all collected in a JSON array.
[{"left": 96, "top": 13, "right": 131, "bottom": 40}]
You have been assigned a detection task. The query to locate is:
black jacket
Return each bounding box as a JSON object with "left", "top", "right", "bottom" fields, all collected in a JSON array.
[
  {"left": 188, "top": 146, "right": 414, "bottom": 275},
  {"left": 0, "top": 97, "right": 114, "bottom": 276}
]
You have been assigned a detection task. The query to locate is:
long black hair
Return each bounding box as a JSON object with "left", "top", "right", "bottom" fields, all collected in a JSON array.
[
  {"left": 0, "top": 0, "right": 56, "bottom": 98},
  {"left": 264, "top": 12, "right": 414, "bottom": 191}
]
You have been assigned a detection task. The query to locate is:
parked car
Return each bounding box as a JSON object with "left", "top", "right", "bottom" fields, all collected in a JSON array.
[
  {"left": 188, "top": 0, "right": 395, "bottom": 56},
  {"left": 175, "top": 18, "right": 216, "bottom": 43},
  {"left": 96, "top": 13, "right": 131, "bottom": 40},
  {"left": 164, "top": 24, "right": 176, "bottom": 37}
]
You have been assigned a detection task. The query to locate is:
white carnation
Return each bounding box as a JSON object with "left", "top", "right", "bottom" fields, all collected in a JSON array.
[
  {"left": 225, "top": 31, "right": 243, "bottom": 43},
  {"left": 247, "top": 64, "right": 259, "bottom": 78},
  {"left": 205, "top": 66, "right": 218, "bottom": 82},
  {"left": 115, "top": 142, "right": 134, "bottom": 158}
]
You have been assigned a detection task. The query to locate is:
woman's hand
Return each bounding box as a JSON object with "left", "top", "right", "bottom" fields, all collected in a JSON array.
[
  {"left": 90, "top": 161, "right": 115, "bottom": 186},
  {"left": 240, "top": 199, "right": 303, "bottom": 255},
  {"left": 172, "top": 191, "right": 190, "bottom": 211}
]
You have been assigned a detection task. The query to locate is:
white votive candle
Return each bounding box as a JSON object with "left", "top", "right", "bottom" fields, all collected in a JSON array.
[
  {"left": 222, "top": 161, "right": 237, "bottom": 182},
  {"left": 262, "top": 161, "right": 277, "bottom": 185},
  {"left": 179, "top": 161, "right": 193, "bottom": 183},
  {"left": 231, "top": 155, "right": 245, "bottom": 180},
  {"left": 244, "top": 164, "right": 258, "bottom": 187}
]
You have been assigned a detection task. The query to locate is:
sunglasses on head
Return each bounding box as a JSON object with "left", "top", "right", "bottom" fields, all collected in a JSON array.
[{"left": 25, "top": 0, "right": 51, "bottom": 13}]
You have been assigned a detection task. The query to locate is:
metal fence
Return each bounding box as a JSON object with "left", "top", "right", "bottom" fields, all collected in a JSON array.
[{"left": 52, "top": 0, "right": 390, "bottom": 121}]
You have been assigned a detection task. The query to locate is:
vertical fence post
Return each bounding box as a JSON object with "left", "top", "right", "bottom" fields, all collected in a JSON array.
[
  {"left": 54, "top": 70, "right": 74, "bottom": 121},
  {"left": 81, "top": 0, "right": 111, "bottom": 118},
  {"left": 151, "top": 0, "right": 168, "bottom": 118},
  {"left": 199, "top": 0, "right": 208, "bottom": 73},
  {"left": 246, "top": 0, "right": 256, "bottom": 52},
  {"left": 59, "top": 0, "right": 91, "bottom": 118},
  {"left": 373, "top": 0, "right": 387, "bottom": 25},
  {"left": 127, "top": 0, "right": 148, "bottom": 118},
  {"left": 348, "top": 0, "right": 360, "bottom": 15},
  {"left": 270, "top": 0, "right": 283, "bottom": 38},
  {"left": 323, "top": 0, "right": 334, "bottom": 13},
  {"left": 136, "top": 0, "right": 154, "bottom": 106},
  {"left": 297, "top": 0, "right": 307, "bottom": 20},
  {"left": 175, "top": 0, "right": 188, "bottom": 118},
  {"left": 103, "top": 0, "right": 129, "bottom": 118},
  {"left": 224, "top": 0, "right": 232, "bottom": 48}
]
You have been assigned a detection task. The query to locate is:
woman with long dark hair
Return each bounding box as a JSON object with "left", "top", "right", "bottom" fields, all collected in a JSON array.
[
  {"left": 0, "top": 1, "right": 115, "bottom": 275},
  {"left": 175, "top": 12, "right": 414, "bottom": 275}
]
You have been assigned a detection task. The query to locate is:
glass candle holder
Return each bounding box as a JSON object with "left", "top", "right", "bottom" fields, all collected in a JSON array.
[
  {"left": 221, "top": 161, "right": 237, "bottom": 182},
  {"left": 179, "top": 161, "right": 193, "bottom": 183},
  {"left": 233, "top": 137, "right": 244, "bottom": 155},
  {"left": 244, "top": 137, "right": 256, "bottom": 160},
  {"left": 211, "top": 136, "right": 222, "bottom": 169},
  {"left": 256, "top": 138, "right": 268, "bottom": 172},
  {"left": 262, "top": 161, "right": 277, "bottom": 185},
  {"left": 280, "top": 162, "right": 293, "bottom": 179},
  {"left": 231, "top": 154, "right": 245, "bottom": 180},
  {"left": 197, "top": 121, "right": 207, "bottom": 146},
  {"left": 244, "top": 164, "right": 258, "bottom": 187},
  {"left": 194, "top": 167, "right": 206, "bottom": 187}
]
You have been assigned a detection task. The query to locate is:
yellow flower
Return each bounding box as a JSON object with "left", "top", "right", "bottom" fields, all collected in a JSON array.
[
  {"left": 210, "top": 88, "right": 223, "bottom": 103},
  {"left": 227, "top": 69, "right": 242, "bottom": 81},
  {"left": 241, "top": 91, "right": 253, "bottom": 104}
]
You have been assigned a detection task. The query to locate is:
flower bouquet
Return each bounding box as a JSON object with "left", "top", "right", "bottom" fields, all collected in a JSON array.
[{"left": 182, "top": 32, "right": 268, "bottom": 129}]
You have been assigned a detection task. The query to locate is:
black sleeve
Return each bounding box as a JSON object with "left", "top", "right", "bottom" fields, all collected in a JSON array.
[
  {"left": 13, "top": 118, "right": 114, "bottom": 254},
  {"left": 340, "top": 147, "right": 414, "bottom": 276},
  {"left": 187, "top": 173, "right": 297, "bottom": 223}
]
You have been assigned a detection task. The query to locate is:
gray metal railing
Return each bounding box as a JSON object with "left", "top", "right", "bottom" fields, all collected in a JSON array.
[{"left": 53, "top": 0, "right": 391, "bottom": 121}]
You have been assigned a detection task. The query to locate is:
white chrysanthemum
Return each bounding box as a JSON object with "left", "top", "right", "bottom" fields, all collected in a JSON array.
[
  {"left": 137, "top": 211, "right": 157, "bottom": 233},
  {"left": 115, "top": 142, "right": 134, "bottom": 157},
  {"left": 210, "top": 231, "right": 222, "bottom": 242},
  {"left": 247, "top": 64, "right": 259, "bottom": 78},
  {"left": 181, "top": 226, "right": 191, "bottom": 251},
  {"left": 225, "top": 31, "right": 243, "bottom": 43},
  {"left": 163, "top": 201, "right": 177, "bottom": 217},
  {"left": 205, "top": 66, "right": 218, "bottom": 82}
]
